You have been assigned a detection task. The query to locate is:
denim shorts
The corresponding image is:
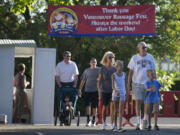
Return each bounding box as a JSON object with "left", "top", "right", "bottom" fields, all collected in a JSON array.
[
  {"left": 132, "top": 83, "right": 145, "bottom": 100},
  {"left": 112, "top": 93, "right": 126, "bottom": 101}
]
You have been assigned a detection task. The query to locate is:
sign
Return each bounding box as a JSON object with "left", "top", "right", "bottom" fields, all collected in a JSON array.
[{"left": 48, "top": 5, "right": 156, "bottom": 37}]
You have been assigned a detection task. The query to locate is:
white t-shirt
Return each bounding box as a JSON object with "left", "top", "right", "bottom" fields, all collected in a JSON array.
[
  {"left": 128, "top": 53, "right": 156, "bottom": 84},
  {"left": 56, "top": 60, "right": 79, "bottom": 83}
]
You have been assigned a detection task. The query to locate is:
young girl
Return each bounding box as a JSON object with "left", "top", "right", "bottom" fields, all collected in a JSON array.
[{"left": 111, "top": 60, "right": 127, "bottom": 132}]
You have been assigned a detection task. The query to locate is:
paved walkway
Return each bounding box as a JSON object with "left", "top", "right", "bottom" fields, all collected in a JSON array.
[{"left": 0, "top": 117, "right": 180, "bottom": 135}]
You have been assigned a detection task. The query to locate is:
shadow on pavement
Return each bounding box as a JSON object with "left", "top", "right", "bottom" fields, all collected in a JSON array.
[{"left": 1, "top": 127, "right": 180, "bottom": 135}]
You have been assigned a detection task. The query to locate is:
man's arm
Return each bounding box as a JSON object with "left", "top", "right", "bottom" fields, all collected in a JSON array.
[
  {"left": 78, "top": 80, "right": 85, "bottom": 97},
  {"left": 55, "top": 76, "right": 61, "bottom": 88},
  {"left": 125, "top": 73, "right": 128, "bottom": 100},
  {"left": 151, "top": 55, "right": 157, "bottom": 79},
  {"left": 73, "top": 75, "right": 78, "bottom": 88},
  {"left": 127, "top": 69, "right": 133, "bottom": 94}
]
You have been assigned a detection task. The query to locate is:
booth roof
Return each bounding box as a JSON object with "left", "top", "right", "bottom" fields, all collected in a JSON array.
[{"left": 0, "top": 39, "right": 36, "bottom": 47}]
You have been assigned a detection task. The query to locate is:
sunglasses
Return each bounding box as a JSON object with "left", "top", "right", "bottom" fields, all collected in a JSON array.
[
  {"left": 109, "top": 56, "right": 115, "bottom": 59},
  {"left": 142, "top": 46, "right": 147, "bottom": 49},
  {"left": 65, "top": 55, "right": 71, "bottom": 58}
]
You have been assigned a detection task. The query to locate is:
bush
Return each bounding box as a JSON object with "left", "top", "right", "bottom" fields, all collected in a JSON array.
[{"left": 156, "top": 69, "right": 177, "bottom": 91}]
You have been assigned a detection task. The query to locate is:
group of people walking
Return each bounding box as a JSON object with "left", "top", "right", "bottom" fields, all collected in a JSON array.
[
  {"left": 14, "top": 41, "right": 161, "bottom": 132},
  {"left": 55, "top": 41, "right": 161, "bottom": 132}
]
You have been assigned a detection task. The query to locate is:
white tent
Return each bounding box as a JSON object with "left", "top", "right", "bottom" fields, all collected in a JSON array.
[{"left": 0, "top": 39, "right": 56, "bottom": 124}]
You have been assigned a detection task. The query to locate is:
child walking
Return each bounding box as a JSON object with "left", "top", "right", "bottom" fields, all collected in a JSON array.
[
  {"left": 143, "top": 69, "right": 161, "bottom": 130},
  {"left": 111, "top": 60, "right": 127, "bottom": 132}
]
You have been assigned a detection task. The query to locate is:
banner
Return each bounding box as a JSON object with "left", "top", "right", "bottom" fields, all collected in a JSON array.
[{"left": 48, "top": 5, "right": 156, "bottom": 37}]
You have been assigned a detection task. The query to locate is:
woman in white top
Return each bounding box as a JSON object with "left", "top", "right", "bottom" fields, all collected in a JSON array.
[{"left": 111, "top": 60, "right": 127, "bottom": 132}]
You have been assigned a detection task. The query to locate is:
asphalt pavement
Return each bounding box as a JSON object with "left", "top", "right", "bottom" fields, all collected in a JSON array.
[{"left": 0, "top": 117, "right": 180, "bottom": 135}]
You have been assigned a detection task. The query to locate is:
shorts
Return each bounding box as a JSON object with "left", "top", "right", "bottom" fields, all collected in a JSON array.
[
  {"left": 112, "top": 93, "right": 126, "bottom": 101},
  {"left": 145, "top": 103, "right": 159, "bottom": 114},
  {"left": 84, "top": 91, "right": 98, "bottom": 108},
  {"left": 101, "top": 92, "right": 112, "bottom": 106},
  {"left": 132, "top": 83, "right": 145, "bottom": 100}
]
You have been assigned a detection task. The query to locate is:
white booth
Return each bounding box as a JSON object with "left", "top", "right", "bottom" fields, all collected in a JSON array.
[{"left": 0, "top": 39, "right": 56, "bottom": 124}]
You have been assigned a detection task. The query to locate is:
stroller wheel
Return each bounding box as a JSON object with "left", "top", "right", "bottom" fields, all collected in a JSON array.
[{"left": 65, "top": 110, "right": 72, "bottom": 126}]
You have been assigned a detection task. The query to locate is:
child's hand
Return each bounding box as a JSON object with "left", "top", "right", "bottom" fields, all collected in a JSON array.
[
  {"left": 115, "top": 90, "right": 119, "bottom": 96},
  {"left": 151, "top": 86, "right": 156, "bottom": 92}
]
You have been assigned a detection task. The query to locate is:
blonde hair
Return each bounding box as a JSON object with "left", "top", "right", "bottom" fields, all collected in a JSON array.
[
  {"left": 115, "top": 60, "right": 123, "bottom": 69},
  {"left": 100, "top": 51, "right": 115, "bottom": 66}
]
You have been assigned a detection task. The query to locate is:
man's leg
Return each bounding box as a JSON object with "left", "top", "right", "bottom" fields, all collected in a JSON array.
[
  {"left": 86, "top": 106, "right": 91, "bottom": 124},
  {"left": 135, "top": 99, "right": 142, "bottom": 129},
  {"left": 84, "top": 92, "right": 91, "bottom": 126},
  {"left": 132, "top": 83, "right": 144, "bottom": 129},
  {"left": 142, "top": 103, "right": 148, "bottom": 129},
  {"left": 91, "top": 92, "right": 98, "bottom": 125}
]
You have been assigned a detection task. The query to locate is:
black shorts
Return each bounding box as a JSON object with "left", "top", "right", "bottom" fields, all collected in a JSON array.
[
  {"left": 84, "top": 91, "right": 98, "bottom": 108},
  {"left": 101, "top": 92, "right": 112, "bottom": 106}
]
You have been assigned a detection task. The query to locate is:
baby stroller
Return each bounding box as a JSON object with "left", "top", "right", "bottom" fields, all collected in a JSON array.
[{"left": 54, "top": 86, "right": 80, "bottom": 126}]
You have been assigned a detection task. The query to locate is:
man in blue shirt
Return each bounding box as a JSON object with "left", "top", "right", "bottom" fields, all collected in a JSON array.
[{"left": 143, "top": 69, "right": 161, "bottom": 131}]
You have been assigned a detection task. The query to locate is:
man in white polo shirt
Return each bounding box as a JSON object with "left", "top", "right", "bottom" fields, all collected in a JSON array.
[
  {"left": 55, "top": 51, "right": 79, "bottom": 121},
  {"left": 56, "top": 51, "right": 79, "bottom": 88},
  {"left": 127, "top": 42, "right": 156, "bottom": 130}
]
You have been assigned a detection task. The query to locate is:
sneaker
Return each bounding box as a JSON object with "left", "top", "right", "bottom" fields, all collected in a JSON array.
[
  {"left": 86, "top": 120, "right": 90, "bottom": 127},
  {"left": 154, "top": 125, "right": 159, "bottom": 131},
  {"left": 141, "top": 120, "right": 148, "bottom": 129},
  {"left": 118, "top": 128, "right": 126, "bottom": 133},
  {"left": 87, "top": 121, "right": 92, "bottom": 127},
  {"left": 60, "top": 122, "right": 63, "bottom": 126},
  {"left": 113, "top": 126, "right": 118, "bottom": 132},
  {"left": 111, "top": 124, "right": 115, "bottom": 130},
  {"left": 148, "top": 126, "right": 151, "bottom": 131},
  {"left": 136, "top": 124, "right": 140, "bottom": 130},
  {"left": 91, "top": 121, "right": 96, "bottom": 127},
  {"left": 102, "top": 122, "right": 107, "bottom": 130}
]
